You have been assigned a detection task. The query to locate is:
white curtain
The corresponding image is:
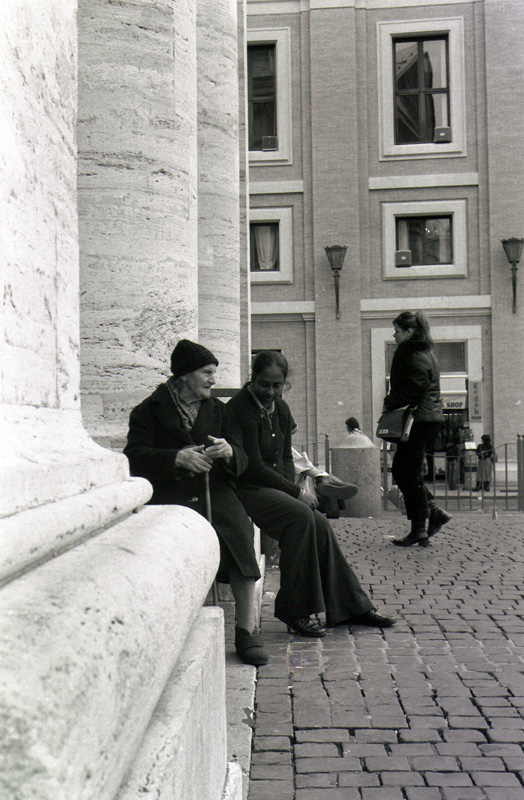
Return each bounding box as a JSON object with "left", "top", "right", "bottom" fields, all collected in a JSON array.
[{"left": 254, "top": 224, "right": 278, "bottom": 270}]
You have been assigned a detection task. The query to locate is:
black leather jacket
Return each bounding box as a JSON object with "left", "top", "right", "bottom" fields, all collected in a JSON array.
[{"left": 384, "top": 341, "right": 444, "bottom": 424}]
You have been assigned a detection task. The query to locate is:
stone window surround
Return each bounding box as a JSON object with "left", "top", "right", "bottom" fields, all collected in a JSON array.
[
  {"left": 249, "top": 206, "right": 293, "bottom": 283},
  {"left": 247, "top": 27, "right": 292, "bottom": 165},
  {"left": 382, "top": 199, "right": 467, "bottom": 279},
  {"left": 377, "top": 16, "right": 466, "bottom": 161}
]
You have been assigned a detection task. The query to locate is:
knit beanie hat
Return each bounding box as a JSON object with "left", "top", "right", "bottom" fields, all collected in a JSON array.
[{"left": 170, "top": 339, "right": 219, "bottom": 379}]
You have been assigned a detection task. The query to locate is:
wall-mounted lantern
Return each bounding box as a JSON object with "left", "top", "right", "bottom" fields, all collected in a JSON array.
[
  {"left": 501, "top": 237, "right": 524, "bottom": 313},
  {"left": 324, "top": 245, "right": 347, "bottom": 319}
]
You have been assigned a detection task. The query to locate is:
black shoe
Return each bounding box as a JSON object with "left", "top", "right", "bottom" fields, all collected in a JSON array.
[
  {"left": 427, "top": 508, "right": 451, "bottom": 537},
  {"left": 393, "top": 530, "right": 429, "bottom": 547},
  {"left": 316, "top": 477, "right": 358, "bottom": 501},
  {"left": 286, "top": 616, "right": 327, "bottom": 637},
  {"left": 351, "top": 610, "right": 396, "bottom": 628},
  {"left": 235, "top": 628, "right": 269, "bottom": 666}
]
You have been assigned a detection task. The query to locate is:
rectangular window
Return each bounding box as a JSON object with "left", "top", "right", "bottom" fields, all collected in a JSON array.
[
  {"left": 250, "top": 222, "right": 280, "bottom": 271},
  {"left": 248, "top": 44, "right": 277, "bottom": 151},
  {"left": 377, "top": 18, "right": 465, "bottom": 160},
  {"left": 383, "top": 200, "right": 466, "bottom": 279},
  {"left": 393, "top": 36, "right": 450, "bottom": 145},
  {"left": 396, "top": 215, "right": 452, "bottom": 266}
]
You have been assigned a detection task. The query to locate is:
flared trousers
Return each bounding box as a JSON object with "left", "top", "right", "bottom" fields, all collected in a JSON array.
[{"left": 238, "top": 486, "right": 372, "bottom": 626}]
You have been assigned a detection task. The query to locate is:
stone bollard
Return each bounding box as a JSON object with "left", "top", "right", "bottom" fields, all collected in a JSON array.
[{"left": 331, "top": 442, "right": 383, "bottom": 518}]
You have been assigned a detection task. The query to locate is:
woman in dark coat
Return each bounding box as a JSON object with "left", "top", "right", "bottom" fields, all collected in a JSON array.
[
  {"left": 228, "top": 350, "right": 395, "bottom": 637},
  {"left": 383, "top": 311, "right": 451, "bottom": 547},
  {"left": 124, "top": 339, "right": 266, "bottom": 666},
  {"left": 475, "top": 434, "right": 496, "bottom": 491}
]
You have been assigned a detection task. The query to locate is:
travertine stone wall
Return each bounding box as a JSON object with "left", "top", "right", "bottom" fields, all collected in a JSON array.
[
  {"left": 0, "top": 506, "right": 221, "bottom": 800},
  {"left": 197, "top": 0, "right": 242, "bottom": 386},
  {"left": 78, "top": 0, "right": 199, "bottom": 445},
  {"left": 0, "top": 0, "right": 128, "bottom": 517}
]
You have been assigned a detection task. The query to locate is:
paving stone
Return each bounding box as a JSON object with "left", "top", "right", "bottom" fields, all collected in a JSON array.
[
  {"left": 471, "top": 771, "right": 522, "bottom": 786},
  {"left": 295, "top": 756, "right": 362, "bottom": 773},
  {"left": 363, "top": 755, "right": 411, "bottom": 771},
  {"left": 248, "top": 779, "right": 294, "bottom": 799},
  {"left": 380, "top": 771, "right": 426, "bottom": 785},
  {"left": 253, "top": 736, "right": 291, "bottom": 752},
  {"left": 360, "top": 789, "right": 404, "bottom": 799},
  {"left": 250, "top": 765, "right": 294, "bottom": 781},
  {"left": 400, "top": 729, "right": 442, "bottom": 742},
  {"left": 426, "top": 772, "right": 474, "bottom": 786},
  {"left": 337, "top": 772, "right": 381, "bottom": 787},
  {"left": 484, "top": 790, "right": 524, "bottom": 800},
  {"left": 404, "top": 790, "right": 442, "bottom": 800},
  {"left": 342, "top": 743, "right": 388, "bottom": 757},
  {"left": 294, "top": 743, "right": 339, "bottom": 758},
  {"left": 459, "top": 757, "right": 506, "bottom": 771},
  {"left": 251, "top": 751, "right": 293, "bottom": 765},
  {"left": 295, "top": 790, "right": 360, "bottom": 799},
  {"left": 294, "top": 728, "right": 351, "bottom": 742},
  {"left": 295, "top": 772, "right": 337, "bottom": 788}
]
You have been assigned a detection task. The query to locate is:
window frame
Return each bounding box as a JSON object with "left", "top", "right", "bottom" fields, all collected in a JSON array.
[
  {"left": 395, "top": 213, "right": 453, "bottom": 266},
  {"left": 393, "top": 34, "right": 450, "bottom": 146},
  {"left": 377, "top": 17, "right": 466, "bottom": 160},
  {"left": 383, "top": 199, "right": 467, "bottom": 279},
  {"left": 247, "top": 28, "right": 292, "bottom": 165},
  {"left": 249, "top": 207, "right": 293, "bottom": 284}
]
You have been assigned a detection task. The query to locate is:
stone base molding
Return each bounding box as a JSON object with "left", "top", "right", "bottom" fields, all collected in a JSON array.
[{"left": 0, "top": 505, "right": 232, "bottom": 800}]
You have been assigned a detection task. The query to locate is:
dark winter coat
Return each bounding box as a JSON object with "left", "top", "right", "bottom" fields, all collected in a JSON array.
[
  {"left": 227, "top": 386, "right": 300, "bottom": 498},
  {"left": 384, "top": 341, "right": 444, "bottom": 424},
  {"left": 124, "top": 382, "right": 260, "bottom": 579}
]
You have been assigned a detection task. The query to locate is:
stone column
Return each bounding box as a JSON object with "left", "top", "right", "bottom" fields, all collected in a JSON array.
[
  {"left": 485, "top": 0, "right": 524, "bottom": 445},
  {"left": 78, "top": 0, "right": 199, "bottom": 447},
  {"left": 0, "top": 0, "right": 132, "bottom": 519},
  {"left": 197, "top": 0, "right": 242, "bottom": 386}
]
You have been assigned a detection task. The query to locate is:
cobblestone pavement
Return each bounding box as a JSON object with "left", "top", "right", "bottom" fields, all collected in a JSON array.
[{"left": 247, "top": 511, "right": 524, "bottom": 800}]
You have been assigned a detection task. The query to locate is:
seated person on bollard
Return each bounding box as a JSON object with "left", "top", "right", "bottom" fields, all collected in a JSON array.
[
  {"left": 343, "top": 417, "right": 375, "bottom": 448},
  {"left": 124, "top": 339, "right": 267, "bottom": 667},
  {"left": 228, "top": 350, "right": 395, "bottom": 638}
]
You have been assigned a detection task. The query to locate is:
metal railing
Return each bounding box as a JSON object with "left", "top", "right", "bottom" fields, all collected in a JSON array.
[{"left": 380, "top": 439, "right": 524, "bottom": 513}]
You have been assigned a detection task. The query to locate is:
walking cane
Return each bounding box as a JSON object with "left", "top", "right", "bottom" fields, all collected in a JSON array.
[{"left": 204, "top": 471, "right": 220, "bottom": 606}]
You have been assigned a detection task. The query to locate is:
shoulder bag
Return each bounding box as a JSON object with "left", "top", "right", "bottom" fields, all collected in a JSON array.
[{"left": 376, "top": 405, "right": 415, "bottom": 443}]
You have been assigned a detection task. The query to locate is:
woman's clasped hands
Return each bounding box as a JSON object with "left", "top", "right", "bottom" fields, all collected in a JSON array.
[{"left": 175, "top": 435, "right": 233, "bottom": 473}]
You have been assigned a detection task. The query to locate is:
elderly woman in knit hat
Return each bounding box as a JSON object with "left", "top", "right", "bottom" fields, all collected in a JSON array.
[{"left": 124, "top": 339, "right": 266, "bottom": 666}]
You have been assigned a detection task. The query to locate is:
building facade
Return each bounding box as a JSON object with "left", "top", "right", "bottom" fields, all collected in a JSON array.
[{"left": 247, "top": 0, "right": 524, "bottom": 461}]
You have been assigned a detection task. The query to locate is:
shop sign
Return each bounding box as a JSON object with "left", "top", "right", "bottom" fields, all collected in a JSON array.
[
  {"left": 469, "top": 380, "right": 483, "bottom": 422},
  {"left": 443, "top": 394, "right": 466, "bottom": 410}
]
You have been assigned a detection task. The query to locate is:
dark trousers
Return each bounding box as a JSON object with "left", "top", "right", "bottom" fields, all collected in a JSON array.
[
  {"left": 392, "top": 421, "right": 441, "bottom": 528},
  {"left": 238, "top": 486, "right": 372, "bottom": 626}
]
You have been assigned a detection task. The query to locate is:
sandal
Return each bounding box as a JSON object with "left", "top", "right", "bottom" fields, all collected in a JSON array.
[
  {"left": 286, "top": 616, "right": 327, "bottom": 637},
  {"left": 235, "top": 628, "right": 268, "bottom": 666}
]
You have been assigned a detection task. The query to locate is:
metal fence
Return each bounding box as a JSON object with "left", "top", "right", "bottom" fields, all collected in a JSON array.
[{"left": 380, "top": 437, "right": 524, "bottom": 514}]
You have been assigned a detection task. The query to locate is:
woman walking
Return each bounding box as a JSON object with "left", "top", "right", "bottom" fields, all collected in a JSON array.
[
  {"left": 228, "top": 350, "right": 395, "bottom": 636},
  {"left": 383, "top": 311, "right": 451, "bottom": 547}
]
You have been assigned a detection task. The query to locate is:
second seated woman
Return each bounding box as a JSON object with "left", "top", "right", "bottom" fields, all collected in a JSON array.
[{"left": 228, "top": 350, "right": 395, "bottom": 637}]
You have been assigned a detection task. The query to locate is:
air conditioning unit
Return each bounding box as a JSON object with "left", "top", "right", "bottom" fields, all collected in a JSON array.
[
  {"left": 395, "top": 250, "right": 412, "bottom": 267},
  {"left": 261, "top": 135, "right": 278, "bottom": 151},
  {"left": 434, "top": 126, "right": 451, "bottom": 143}
]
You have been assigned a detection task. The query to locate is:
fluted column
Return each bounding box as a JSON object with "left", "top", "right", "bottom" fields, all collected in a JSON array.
[
  {"left": 197, "top": 0, "right": 242, "bottom": 386},
  {"left": 78, "top": 0, "right": 199, "bottom": 446}
]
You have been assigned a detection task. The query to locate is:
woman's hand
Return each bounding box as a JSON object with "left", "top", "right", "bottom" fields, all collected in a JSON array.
[
  {"left": 298, "top": 488, "right": 318, "bottom": 509},
  {"left": 205, "top": 435, "right": 233, "bottom": 463},
  {"left": 175, "top": 445, "right": 213, "bottom": 473}
]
